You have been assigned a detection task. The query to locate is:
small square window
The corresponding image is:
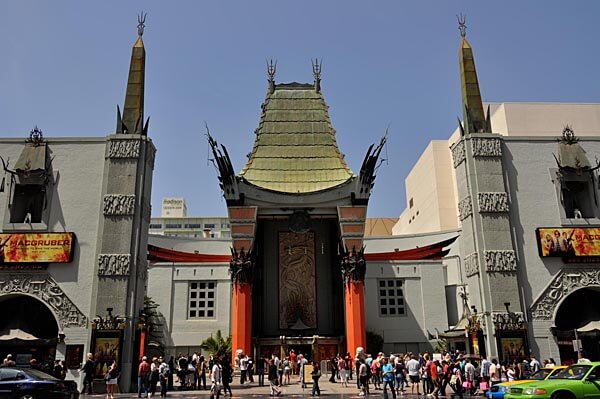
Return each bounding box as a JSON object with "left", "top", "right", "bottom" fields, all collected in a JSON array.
[
  {"left": 188, "top": 281, "right": 216, "bottom": 319},
  {"left": 378, "top": 279, "right": 405, "bottom": 318}
]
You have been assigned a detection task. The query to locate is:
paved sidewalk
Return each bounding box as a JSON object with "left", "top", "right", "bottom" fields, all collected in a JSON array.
[{"left": 88, "top": 377, "right": 467, "bottom": 398}]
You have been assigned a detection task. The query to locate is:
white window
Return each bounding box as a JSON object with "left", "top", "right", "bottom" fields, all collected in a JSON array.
[
  {"left": 188, "top": 281, "right": 216, "bottom": 319},
  {"left": 378, "top": 279, "right": 405, "bottom": 316}
]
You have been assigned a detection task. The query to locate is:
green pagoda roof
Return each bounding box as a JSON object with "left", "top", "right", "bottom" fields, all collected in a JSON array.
[{"left": 239, "top": 82, "right": 354, "bottom": 193}]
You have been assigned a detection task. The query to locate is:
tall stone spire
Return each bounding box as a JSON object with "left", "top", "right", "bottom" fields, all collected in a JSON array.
[
  {"left": 458, "top": 15, "right": 491, "bottom": 135},
  {"left": 118, "top": 13, "right": 147, "bottom": 134}
]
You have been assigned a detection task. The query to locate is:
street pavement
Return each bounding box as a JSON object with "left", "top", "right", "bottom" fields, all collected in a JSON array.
[{"left": 86, "top": 376, "right": 459, "bottom": 398}]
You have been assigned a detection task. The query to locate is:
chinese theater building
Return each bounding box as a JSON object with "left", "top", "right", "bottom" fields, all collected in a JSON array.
[
  {"left": 0, "top": 18, "right": 155, "bottom": 391},
  {"left": 208, "top": 62, "right": 386, "bottom": 360}
]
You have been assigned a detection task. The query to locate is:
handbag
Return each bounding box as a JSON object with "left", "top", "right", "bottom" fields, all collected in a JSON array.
[
  {"left": 450, "top": 375, "right": 458, "bottom": 386},
  {"left": 462, "top": 380, "right": 472, "bottom": 389},
  {"left": 480, "top": 381, "right": 489, "bottom": 390}
]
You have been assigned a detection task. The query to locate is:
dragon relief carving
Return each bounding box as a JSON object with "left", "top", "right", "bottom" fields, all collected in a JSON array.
[
  {"left": 464, "top": 252, "right": 479, "bottom": 277},
  {"left": 103, "top": 194, "right": 136, "bottom": 216},
  {"left": 478, "top": 192, "right": 509, "bottom": 213},
  {"left": 472, "top": 138, "right": 502, "bottom": 157},
  {"left": 484, "top": 250, "right": 517, "bottom": 273},
  {"left": 107, "top": 140, "right": 140, "bottom": 158},
  {"left": 530, "top": 268, "right": 600, "bottom": 320},
  {"left": 0, "top": 274, "right": 87, "bottom": 329},
  {"left": 279, "top": 232, "right": 317, "bottom": 329},
  {"left": 452, "top": 141, "right": 466, "bottom": 168},
  {"left": 98, "top": 254, "right": 131, "bottom": 276},
  {"left": 458, "top": 196, "right": 473, "bottom": 221}
]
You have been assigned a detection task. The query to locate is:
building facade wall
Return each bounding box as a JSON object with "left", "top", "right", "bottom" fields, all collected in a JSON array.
[
  {"left": 365, "top": 260, "right": 449, "bottom": 354},
  {"left": 0, "top": 137, "right": 106, "bottom": 383}
]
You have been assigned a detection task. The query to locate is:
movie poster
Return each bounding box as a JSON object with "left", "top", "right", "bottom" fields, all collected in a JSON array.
[
  {"left": 92, "top": 335, "right": 121, "bottom": 378},
  {"left": 65, "top": 344, "right": 84, "bottom": 369},
  {"left": 0, "top": 233, "right": 74, "bottom": 263},
  {"left": 536, "top": 228, "right": 600, "bottom": 258},
  {"left": 500, "top": 337, "right": 525, "bottom": 362}
]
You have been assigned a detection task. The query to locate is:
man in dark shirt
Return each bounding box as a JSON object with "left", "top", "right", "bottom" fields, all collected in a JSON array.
[{"left": 81, "top": 353, "right": 95, "bottom": 395}]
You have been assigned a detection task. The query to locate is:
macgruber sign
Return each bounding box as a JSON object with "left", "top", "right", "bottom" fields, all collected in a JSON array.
[
  {"left": 0, "top": 233, "right": 75, "bottom": 263},
  {"left": 536, "top": 227, "right": 600, "bottom": 258}
]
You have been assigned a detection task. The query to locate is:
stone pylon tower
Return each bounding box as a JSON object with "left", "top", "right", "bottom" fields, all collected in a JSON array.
[
  {"left": 91, "top": 14, "right": 156, "bottom": 389},
  {"left": 450, "top": 19, "right": 526, "bottom": 358}
]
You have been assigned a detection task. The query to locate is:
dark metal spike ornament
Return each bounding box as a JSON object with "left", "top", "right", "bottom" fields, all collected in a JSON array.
[
  {"left": 312, "top": 58, "right": 322, "bottom": 93},
  {"left": 267, "top": 59, "right": 277, "bottom": 81},
  {"left": 457, "top": 13, "right": 467, "bottom": 38},
  {"left": 267, "top": 59, "right": 277, "bottom": 94},
  {"left": 137, "top": 11, "right": 147, "bottom": 37}
]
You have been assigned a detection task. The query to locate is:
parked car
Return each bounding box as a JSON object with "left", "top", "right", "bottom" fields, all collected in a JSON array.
[
  {"left": 485, "top": 366, "right": 566, "bottom": 399},
  {"left": 0, "top": 367, "right": 78, "bottom": 399},
  {"left": 505, "top": 362, "right": 600, "bottom": 399}
]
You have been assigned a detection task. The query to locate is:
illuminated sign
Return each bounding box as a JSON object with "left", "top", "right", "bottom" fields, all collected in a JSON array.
[
  {"left": 536, "top": 227, "right": 600, "bottom": 258},
  {"left": 0, "top": 233, "right": 75, "bottom": 263}
]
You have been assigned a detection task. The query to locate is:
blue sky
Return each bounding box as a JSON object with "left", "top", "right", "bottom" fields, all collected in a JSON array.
[{"left": 2, "top": 1, "right": 600, "bottom": 217}]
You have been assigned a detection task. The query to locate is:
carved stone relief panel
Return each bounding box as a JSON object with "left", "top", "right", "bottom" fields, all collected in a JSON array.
[
  {"left": 530, "top": 268, "right": 600, "bottom": 320},
  {"left": 484, "top": 250, "right": 517, "bottom": 272},
  {"left": 0, "top": 274, "right": 87, "bottom": 329},
  {"left": 278, "top": 231, "right": 316, "bottom": 329},
  {"left": 108, "top": 140, "right": 140, "bottom": 158},
  {"left": 452, "top": 141, "right": 466, "bottom": 168},
  {"left": 472, "top": 138, "right": 502, "bottom": 157},
  {"left": 98, "top": 254, "right": 131, "bottom": 276},
  {"left": 478, "top": 192, "right": 509, "bottom": 213},
  {"left": 458, "top": 196, "right": 473, "bottom": 221},
  {"left": 464, "top": 252, "right": 479, "bottom": 277},
  {"left": 103, "top": 194, "right": 136, "bottom": 216},
  {"left": 491, "top": 311, "right": 526, "bottom": 330}
]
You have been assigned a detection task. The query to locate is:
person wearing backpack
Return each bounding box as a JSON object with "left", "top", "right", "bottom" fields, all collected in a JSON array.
[{"left": 159, "top": 357, "right": 170, "bottom": 397}]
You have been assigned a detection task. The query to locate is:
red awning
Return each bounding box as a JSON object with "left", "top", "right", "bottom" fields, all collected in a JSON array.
[{"left": 148, "top": 235, "right": 457, "bottom": 264}]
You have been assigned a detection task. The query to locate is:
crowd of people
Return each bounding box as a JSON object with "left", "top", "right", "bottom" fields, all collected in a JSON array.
[
  {"left": 128, "top": 348, "right": 593, "bottom": 398},
  {"left": 326, "top": 350, "right": 576, "bottom": 399},
  {"left": 135, "top": 352, "right": 233, "bottom": 398}
]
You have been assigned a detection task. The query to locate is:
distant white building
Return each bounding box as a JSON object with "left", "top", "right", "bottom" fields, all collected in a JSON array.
[
  {"left": 150, "top": 198, "right": 231, "bottom": 239},
  {"left": 161, "top": 197, "right": 187, "bottom": 217}
]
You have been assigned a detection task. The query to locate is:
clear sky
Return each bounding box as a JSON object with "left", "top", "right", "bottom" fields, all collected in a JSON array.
[{"left": 2, "top": 1, "right": 600, "bottom": 218}]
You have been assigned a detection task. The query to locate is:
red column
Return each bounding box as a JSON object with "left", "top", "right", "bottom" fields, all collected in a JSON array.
[
  {"left": 231, "top": 283, "right": 252, "bottom": 364},
  {"left": 344, "top": 280, "right": 366, "bottom": 354},
  {"left": 139, "top": 328, "right": 146, "bottom": 358}
]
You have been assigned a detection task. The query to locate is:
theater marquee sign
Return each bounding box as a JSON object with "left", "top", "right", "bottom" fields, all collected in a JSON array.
[
  {"left": 536, "top": 227, "right": 600, "bottom": 261},
  {"left": 0, "top": 233, "right": 75, "bottom": 264}
]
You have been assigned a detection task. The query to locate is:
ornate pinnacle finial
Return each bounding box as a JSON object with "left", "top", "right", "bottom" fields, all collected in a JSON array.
[
  {"left": 457, "top": 13, "right": 467, "bottom": 38},
  {"left": 267, "top": 59, "right": 277, "bottom": 81},
  {"left": 137, "top": 11, "right": 147, "bottom": 37}
]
